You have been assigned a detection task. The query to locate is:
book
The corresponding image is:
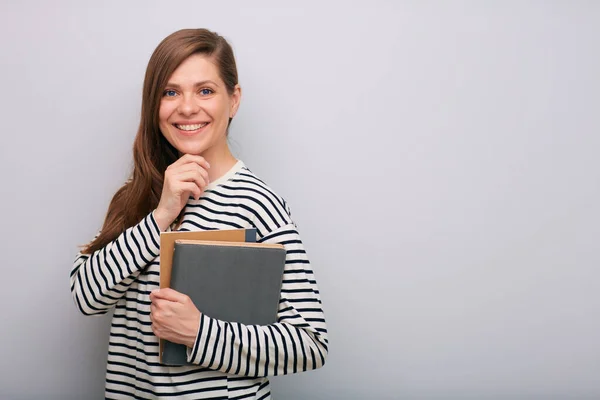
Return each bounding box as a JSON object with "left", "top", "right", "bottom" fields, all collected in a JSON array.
[
  {"left": 161, "top": 240, "right": 286, "bottom": 366},
  {"left": 159, "top": 228, "right": 257, "bottom": 289},
  {"left": 158, "top": 228, "right": 256, "bottom": 363}
]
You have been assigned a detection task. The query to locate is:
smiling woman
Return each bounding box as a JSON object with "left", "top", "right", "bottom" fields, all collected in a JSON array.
[
  {"left": 69, "top": 28, "right": 328, "bottom": 399},
  {"left": 158, "top": 54, "right": 241, "bottom": 171}
]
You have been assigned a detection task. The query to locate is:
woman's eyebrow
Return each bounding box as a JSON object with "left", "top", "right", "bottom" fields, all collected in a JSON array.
[{"left": 165, "top": 80, "right": 220, "bottom": 89}]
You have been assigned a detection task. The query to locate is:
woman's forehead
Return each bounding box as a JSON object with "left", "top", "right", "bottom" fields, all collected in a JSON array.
[{"left": 168, "top": 54, "right": 221, "bottom": 85}]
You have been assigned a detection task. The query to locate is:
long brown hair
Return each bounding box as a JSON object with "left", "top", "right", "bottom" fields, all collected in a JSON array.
[{"left": 82, "top": 28, "right": 239, "bottom": 254}]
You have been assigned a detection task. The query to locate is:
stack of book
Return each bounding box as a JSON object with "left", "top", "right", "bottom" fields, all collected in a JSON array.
[{"left": 158, "top": 228, "right": 286, "bottom": 365}]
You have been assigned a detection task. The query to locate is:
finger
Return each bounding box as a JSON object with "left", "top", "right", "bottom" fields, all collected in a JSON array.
[
  {"left": 178, "top": 163, "right": 210, "bottom": 185},
  {"left": 180, "top": 181, "right": 203, "bottom": 201},
  {"left": 167, "top": 162, "right": 210, "bottom": 190},
  {"left": 169, "top": 160, "right": 208, "bottom": 176},
  {"left": 151, "top": 324, "right": 159, "bottom": 337},
  {"left": 175, "top": 170, "right": 208, "bottom": 189},
  {"left": 179, "top": 154, "right": 211, "bottom": 170},
  {"left": 151, "top": 288, "right": 189, "bottom": 303},
  {"left": 166, "top": 154, "right": 196, "bottom": 171},
  {"left": 149, "top": 291, "right": 162, "bottom": 303},
  {"left": 198, "top": 165, "right": 210, "bottom": 185},
  {"left": 175, "top": 176, "right": 207, "bottom": 200},
  {"left": 165, "top": 175, "right": 204, "bottom": 200}
]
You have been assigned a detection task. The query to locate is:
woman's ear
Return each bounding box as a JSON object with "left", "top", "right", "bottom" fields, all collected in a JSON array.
[{"left": 230, "top": 84, "right": 242, "bottom": 119}]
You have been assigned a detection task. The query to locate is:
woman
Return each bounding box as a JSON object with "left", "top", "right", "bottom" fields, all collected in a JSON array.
[{"left": 70, "top": 28, "right": 328, "bottom": 399}]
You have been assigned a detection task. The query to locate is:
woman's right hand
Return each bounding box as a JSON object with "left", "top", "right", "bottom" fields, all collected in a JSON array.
[{"left": 154, "top": 154, "right": 211, "bottom": 231}]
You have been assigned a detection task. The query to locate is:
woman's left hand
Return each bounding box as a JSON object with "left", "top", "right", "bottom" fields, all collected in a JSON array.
[{"left": 149, "top": 288, "right": 201, "bottom": 349}]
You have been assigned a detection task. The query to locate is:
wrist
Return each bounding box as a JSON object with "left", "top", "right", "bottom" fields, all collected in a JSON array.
[
  {"left": 187, "top": 312, "right": 202, "bottom": 349},
  {"left": 153, "top": 208, "right": 173, "bottom": 231}
]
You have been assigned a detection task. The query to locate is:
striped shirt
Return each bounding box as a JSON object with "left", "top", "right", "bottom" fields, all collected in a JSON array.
[{"left": 69, "top": 160, "right": 328, "bottom": 399}]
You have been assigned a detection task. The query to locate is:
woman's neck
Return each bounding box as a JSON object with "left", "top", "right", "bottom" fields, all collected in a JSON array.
[{"left": 179, "top": 143, "right": 237, "bottom": 183}]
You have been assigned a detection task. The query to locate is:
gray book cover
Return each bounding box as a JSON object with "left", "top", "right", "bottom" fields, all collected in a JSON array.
[{"left": 162, "top": 240, "right": 286, "bottom": 366}]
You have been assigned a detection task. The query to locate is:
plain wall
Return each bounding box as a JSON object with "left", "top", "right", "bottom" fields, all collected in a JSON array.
[{"left": 0, "top": 1, "right": 599, "bottom": 399}]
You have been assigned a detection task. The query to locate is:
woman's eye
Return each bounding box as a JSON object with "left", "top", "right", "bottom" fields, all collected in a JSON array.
[
  {"left": 163, "top": 90, "right": 177, "bottom": 97},
  {"left": 200, "top": 88, "right": 213, "bottom": 96}
]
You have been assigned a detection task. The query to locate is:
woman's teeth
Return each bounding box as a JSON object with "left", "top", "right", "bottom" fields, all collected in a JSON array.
[{"left": 175, "top": 123, "right": 208, "bottom": 131}]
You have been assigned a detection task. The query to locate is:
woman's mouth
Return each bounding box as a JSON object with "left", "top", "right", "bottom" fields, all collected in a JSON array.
[{"left": 173, "top": 122, "right": 209, "bottom": 135}]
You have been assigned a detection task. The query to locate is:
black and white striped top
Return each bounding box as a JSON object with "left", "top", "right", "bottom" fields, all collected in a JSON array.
[{"left": 69, "top": 160, "right": 328, "bottom": 399}]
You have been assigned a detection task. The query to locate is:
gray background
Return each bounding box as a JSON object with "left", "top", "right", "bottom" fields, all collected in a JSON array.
[{"left": 1, "top": 1, "right": 599, "bottom": 399}]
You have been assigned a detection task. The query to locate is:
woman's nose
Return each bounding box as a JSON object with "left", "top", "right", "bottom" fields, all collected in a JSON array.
[{"left": 177, "top": 93, "right": 200, "bottom": 116}]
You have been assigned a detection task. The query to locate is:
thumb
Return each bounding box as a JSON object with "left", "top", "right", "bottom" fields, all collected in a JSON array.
[{"left": 151, "top": 288, "right": 188, "bottom": 303}]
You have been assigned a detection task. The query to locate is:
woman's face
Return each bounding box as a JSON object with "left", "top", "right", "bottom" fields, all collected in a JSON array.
[{"left": 158, "top": 53, "right": 241, "bottom": 158}]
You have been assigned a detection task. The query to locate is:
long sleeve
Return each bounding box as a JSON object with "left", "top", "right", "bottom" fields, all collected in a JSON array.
[
  {"left": 69, "top": 211, "right": 162, "bottom": 316},
  {"left": 186, "top": 223, "right": 328, "bottom": 376}
]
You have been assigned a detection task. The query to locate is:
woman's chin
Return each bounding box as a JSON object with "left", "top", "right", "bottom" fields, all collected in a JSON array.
[{"left": 174, "top": 144, "right": 207, "bottom": 157}]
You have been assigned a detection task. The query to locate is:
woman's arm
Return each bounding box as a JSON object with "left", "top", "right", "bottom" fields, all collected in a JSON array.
[
  {"left": 70, "top": 154, "right": 211, "bottom": 316},
  {"left": 69, "top": 211, "right": 161, "bottom": 315},
  {"left": 186, "top": 224, "right": 328, "bottom": 376}
]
